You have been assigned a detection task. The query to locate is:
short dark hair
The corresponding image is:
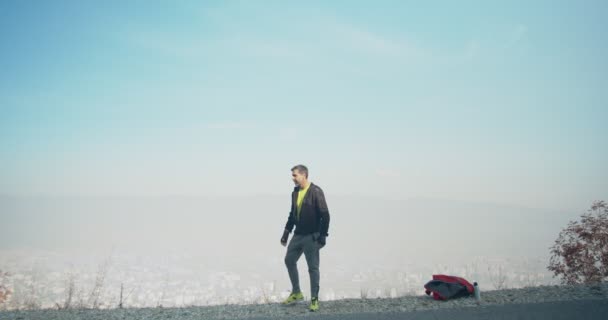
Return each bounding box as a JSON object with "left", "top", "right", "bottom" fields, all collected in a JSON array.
[{"left": 291, "top": 164, "right": 308, "bottom": 178}]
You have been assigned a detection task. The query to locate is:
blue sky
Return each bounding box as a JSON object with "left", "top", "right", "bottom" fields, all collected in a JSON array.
[{"left": 1, "top": 0, "right": 606, "bottom": 211}]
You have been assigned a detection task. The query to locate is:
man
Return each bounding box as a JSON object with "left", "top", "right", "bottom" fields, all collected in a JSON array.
[{"left": 280, "top": 164, "right": 330, "bottom": 312}]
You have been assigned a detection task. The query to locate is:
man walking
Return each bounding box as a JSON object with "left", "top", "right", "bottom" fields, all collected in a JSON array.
[{"left": 280, "top": 164, "right": 330, "bottom": 312}]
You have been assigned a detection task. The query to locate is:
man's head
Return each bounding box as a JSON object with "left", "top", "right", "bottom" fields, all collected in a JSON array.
[{"left": 291, "top": 164, "right": 309, "bottom": 187}]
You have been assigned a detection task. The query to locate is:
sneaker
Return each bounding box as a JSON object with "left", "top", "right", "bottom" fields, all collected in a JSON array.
[
  {"left": 309, "top": 297, "right": 319, "bottom": 312},
  {"left": 282, "top": 292, "right": 304, "bottom": 305}
]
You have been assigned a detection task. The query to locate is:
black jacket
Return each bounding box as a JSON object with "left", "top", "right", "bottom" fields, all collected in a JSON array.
[{"left": 284, "top": 183, "right": 330, "bottom": 237}]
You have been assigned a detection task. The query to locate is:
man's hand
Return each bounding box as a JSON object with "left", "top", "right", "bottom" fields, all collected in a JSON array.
[
  {"left": 317, "top": 235, "right": 326, "bottom": 248},
  {"left": 280, "top": 229, "right": 290, "bottom": 247}
]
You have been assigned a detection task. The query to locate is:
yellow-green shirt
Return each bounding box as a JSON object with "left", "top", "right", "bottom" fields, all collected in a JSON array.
[{"left": 296, "top": 183, "right": 310, "bottom": 220}]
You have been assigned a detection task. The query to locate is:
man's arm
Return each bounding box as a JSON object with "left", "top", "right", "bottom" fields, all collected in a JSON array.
[
  {"left": 284, "top": 191, "right": 296, "bottom": 233},
  {"left": 281, "top": 201, "right": 295, "bottom": 246},
  {"left": 285, "top": 195, "right": 296, "bottom": 233},
  {"left": 316, "top": 188, "right": 330, "bottom": 237},
  {"left": 284, "top": 210, "right": 295, "bottom": 234}
]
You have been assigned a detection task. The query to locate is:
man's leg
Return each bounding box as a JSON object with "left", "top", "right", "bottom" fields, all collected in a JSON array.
[
  {"left": 284, "top": 234, "right": 304, "bottom": 294},
  {"left": 304, "top": 234, "right": 321, "bottom": 299}
]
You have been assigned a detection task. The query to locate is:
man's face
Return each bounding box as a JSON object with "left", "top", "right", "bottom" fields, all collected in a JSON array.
[{"left": 292, "top": 170, "right": 306, "bottom": 186}]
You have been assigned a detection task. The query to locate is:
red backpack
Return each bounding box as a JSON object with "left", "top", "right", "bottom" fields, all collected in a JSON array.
[{"left": 424, "top": 274, "right": 475, "bottom": 300}]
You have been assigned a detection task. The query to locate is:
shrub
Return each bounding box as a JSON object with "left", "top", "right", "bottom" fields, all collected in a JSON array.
[{"left": 548, "top": 200, "right": 608, "bottom": 284}]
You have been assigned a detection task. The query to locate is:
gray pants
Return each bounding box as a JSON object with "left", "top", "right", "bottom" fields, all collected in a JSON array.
[{"left": 284, "top": 233, "right": 322, "bottom": 299}]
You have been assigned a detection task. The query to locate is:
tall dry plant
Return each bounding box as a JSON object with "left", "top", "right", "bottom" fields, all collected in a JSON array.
[
  {"left": 0, "top": 270, "right": 11, "bottom": 305},
  {"left": 548, "top": 200, "right": 608, "bottom": 284}
]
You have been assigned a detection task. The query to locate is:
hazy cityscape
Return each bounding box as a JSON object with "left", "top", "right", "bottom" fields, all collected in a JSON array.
[{"left": 1, "top": 195, "right": 569, "bottom": 310}]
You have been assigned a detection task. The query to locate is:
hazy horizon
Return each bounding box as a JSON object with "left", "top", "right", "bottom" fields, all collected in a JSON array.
[
  {"left": 0, "top": 194, "right": 579, "bottom": 259},
  {"left": 0, "top": 193, "right": 575, "bottom": 307}
]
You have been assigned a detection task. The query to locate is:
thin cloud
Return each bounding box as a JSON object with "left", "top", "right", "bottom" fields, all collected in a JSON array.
[
  {"left": 461, "top": 23, "right": 528, "bottom": 62},
  {"left": 123, "top": 12, "right": 427, "bottom": 64},
  {"left": 239, "top": 40, "right": 311, "bottom": 60},
  {"left": 124, "top": 29, "right": 209, "bottom": 59},
  {"left": 327, "top": 20, "right": 425, "bottom": 58}
]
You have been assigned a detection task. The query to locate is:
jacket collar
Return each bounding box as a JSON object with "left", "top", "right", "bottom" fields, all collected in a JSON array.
[{"left": 293, "top": 182, "right": 314, "bottom": 192}]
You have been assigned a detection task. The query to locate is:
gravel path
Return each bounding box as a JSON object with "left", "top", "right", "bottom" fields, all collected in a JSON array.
[{"left": 2, "top": 282, "right": 607, "bottom": 320}]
